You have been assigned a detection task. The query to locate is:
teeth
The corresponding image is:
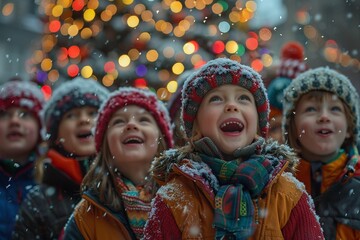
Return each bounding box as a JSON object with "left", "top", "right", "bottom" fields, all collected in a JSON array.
[
  {"left": 319, "top": 130, "right": 330, "bottom": 134},
  {"left": 220, "top": 121, "right": 242, "bottom": 128},
  {"left": 124, "top": 137, "right": 142, "bottom": 143}
]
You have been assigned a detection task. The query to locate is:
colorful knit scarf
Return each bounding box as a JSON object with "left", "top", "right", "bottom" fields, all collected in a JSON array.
[
  {"left": 115, "top": 176, "right": 153, "bottom": 239},
  {"left": 201, "top": 154, "right": 274, "bottom": 239},
  {"left": 194, "top": 137, "right": 276, "bottom": 239}
]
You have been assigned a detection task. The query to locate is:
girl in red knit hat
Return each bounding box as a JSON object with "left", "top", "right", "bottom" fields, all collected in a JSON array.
[
  {"left": 63, "top": 87, "right": 174, "bottom": 239},
  {"left": 0, "top": 79, "right": 45, "bottom": 240},
  {"left": 144, "top": 58, "right": 324, "bottom": 240}
]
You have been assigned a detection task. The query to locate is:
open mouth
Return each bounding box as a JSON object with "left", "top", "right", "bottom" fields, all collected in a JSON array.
[
  {"left": 220, "top": 121, "right": 244, "bottom": 133},
  {"left": 123, "top": 137, "right": 144, "bottom": 144},
  {"left": 76, "top": 132, "right": 93, "bottom": 139},
  {"left": 7, "top": 131, "right": 23, "bottom": 138},
  {"left": 317, "top": 129, "right": 333, "bottom": 136}
]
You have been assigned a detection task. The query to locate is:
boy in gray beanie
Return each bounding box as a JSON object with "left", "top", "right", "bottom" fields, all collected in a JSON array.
[
  {"left": 282, "top": 66, "right": 360, "bottom": 239},
  {"left": 13, "top": 77, "right": 109, "bottom": 239}
]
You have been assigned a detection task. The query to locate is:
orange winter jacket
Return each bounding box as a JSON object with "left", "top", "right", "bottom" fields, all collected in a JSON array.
[
  {"left": 160, "top": 161, "right": 318, "bottom": 239},
  {"left": 296, "top": 151, "right": 360, "bottom": 240},
  {"left": 63, "top": 191, "right": 135, "bottom": 240}
]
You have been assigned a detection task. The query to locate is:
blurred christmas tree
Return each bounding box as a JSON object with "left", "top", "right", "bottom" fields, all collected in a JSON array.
[{"left": 31, "top": 0, "right": 282, "bottom": 100}]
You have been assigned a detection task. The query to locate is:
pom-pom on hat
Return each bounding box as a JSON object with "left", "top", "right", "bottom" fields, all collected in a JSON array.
[
  {"left": 181, "top": 58, "right": 269, "bottom": 139},
  {"left": 0, "top": 80, "right": 45, "bottom": 125},
  {"left": 277, "top": 41, "right": 307, "bottom": 79},
  {"left": 94, "top": 87, "right": 174, "bottom": 152},
  {"left": 42, "top": 77, "right": 109, "bottom": 144},
  {"left": 282, "top": 67, "right": 360, "bottom": 144}
]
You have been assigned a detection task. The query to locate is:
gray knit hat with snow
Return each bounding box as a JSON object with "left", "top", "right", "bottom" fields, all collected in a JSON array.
[
  {"left": 42, "top": 77, "right": 109, "bottom": 144},
  {"left": 181, "top": 58, "right": 269, "bottom": 138},
  {"left": 282, "top": 66, "right": 360, "bottom": 144}
]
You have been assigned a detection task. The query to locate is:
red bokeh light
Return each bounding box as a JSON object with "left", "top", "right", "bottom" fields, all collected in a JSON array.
[
  {"left": 72, "top": 0, "right": 85, "bottom": 11},
  {"left": 246, "top": 38, "right": 258, "bottom": 51},
  {"left": 68, "top": 46, "right": 81, "bottom": 59},
  {"left": 41, "top": 85, "right": 52, "bottom": 100},
  {"left": 104, "top": 61, "right": 116, "bottom": 73},
  {"left": 134, "top": 78, "right": 147, "bottom": 88},
  {"left": 48, "top": 20, "right": 61, "bottom": 33},
  {"left": 67, "top": 64, "right": 79, "bottom": 77},
  {"left": 212, "top": 41, "right": 225, "bottom": 54}
]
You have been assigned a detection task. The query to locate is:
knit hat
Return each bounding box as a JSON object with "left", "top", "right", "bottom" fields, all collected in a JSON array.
[
  {"left": 282, "top": 67, "right": 360, "bottom": 144},
  {"left": 268, "top": 42, "right": 308, "bottom": 120},
  {"left": 277, "top": 41, "right": 307, "bottom": 79},
  {"left": 94, "top": 87, "right": 174, "bottom": 152},
  {"left": 181, "top": 58, "right": 269, "bottom": 138},
  {"left": 42, "top": 77, "right": 109, "bottom": 144},
  {"left": 0, "top": 80, "right": 45, "bottom": 125}
]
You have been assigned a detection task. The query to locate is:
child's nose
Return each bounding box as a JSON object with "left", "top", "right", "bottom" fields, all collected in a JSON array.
[
  {"left": 79, "top": 113, "right": 92, "bottom": 124},
  {"left": 126, "top": 121, "right": 139, "bottom": 130},
  {"left": 9, "top": 114, "right": 21, "bottom": 123},
  {"left": 225, "top": 103, "right": 239, "bottom": 112},
  {"left": 317, "top": 110, "right": 330, "bottom": 123}
]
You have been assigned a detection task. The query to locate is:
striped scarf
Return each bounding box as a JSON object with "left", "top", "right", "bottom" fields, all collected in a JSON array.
[{"left": 115, "top": 177, "right": 153, "bottom": 239}]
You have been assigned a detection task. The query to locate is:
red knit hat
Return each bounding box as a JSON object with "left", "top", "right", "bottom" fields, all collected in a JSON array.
[
  {"left": 0, "top": 80, "right": 45, "bottom": 126},
  {"left": 277, "top": 41, "right": 307, "bottom": 79},
  {"left": 181, "top": 58, "right": 269, "bottom": 138},
  {"left": 95, "top": 87, "right": 174, "bottom": 152}
]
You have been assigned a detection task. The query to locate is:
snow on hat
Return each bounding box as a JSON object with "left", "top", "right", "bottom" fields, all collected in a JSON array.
[
  {"left": 42, "top": 77, "right": 109, "bottom": 143},
  {"left": 181, "top": 58, "right": 269, "bottom": 138},
  {"left": 94, "top": 87, "right": 174, "bottom": 152},
  {"left": 282, "top": 66, "right": 360, "bottom": 144},
  {"left": 268, "top": 42, "right": 307, "bottom": 120},
  {"left": 0, "top": 80, "right": 45, "bottom": 125}
]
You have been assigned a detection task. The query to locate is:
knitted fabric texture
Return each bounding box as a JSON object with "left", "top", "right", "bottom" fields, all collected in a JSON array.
[
  {"left": 0, "top": 80, "right": 45, "bottom": 125},
  {"left": 41, "top": 77, "right": 109, "bottom": 143},
  {"left": 282, "top": 67, "right": 360, "bottom": 144},
  {"left": 181, "top": 58, "right": 269, "bottom": 138},
  {"left": 276, "top": 41, "right": 307, "bottom": 80},
  {"left": 115, "top": 177, "right": 152, "bottom": 239},
  {"left": 201, "top": 155, "right": 272, "bottom": 239},
  {"left": 94, "top": 87, "right": 174, "bottom": 152}
]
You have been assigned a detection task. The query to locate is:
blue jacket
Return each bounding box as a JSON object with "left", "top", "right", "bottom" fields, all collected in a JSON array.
[{"left": 0, "top": 157, "right": 36, "bottom": 240}]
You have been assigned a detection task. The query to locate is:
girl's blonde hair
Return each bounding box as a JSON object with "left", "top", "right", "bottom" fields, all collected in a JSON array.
[{"left": 81, "top": 129, "right": 168, "bottom": 211}]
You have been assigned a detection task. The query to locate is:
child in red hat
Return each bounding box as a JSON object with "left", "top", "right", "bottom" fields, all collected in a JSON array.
[
  {"left": 267, "top": 41, "right": 307, "bottom": 143},
  {"left": 64, "top": 87, "right": 174, "bottom": 239},
  {"left": 144, "top": 58, "right": 323, "bottom": 240},
  {"left": 0, "top": 79, "right": 45, "bottom": 239}
]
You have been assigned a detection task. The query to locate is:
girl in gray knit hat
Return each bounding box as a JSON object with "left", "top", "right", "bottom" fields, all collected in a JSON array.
[{"left": 282, "top": 66, "right": 360, "bottom": 240}]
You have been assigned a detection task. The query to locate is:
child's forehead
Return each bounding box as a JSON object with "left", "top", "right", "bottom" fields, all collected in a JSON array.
[
  {"left": 206, "top": 84, "right": 250, "bottom": 94},
  {"left": 300, "top": 90, "right": 340, "bottom": 102},
  {"left": 113, "top": 105, "right": 150, "bottom": 115}
]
